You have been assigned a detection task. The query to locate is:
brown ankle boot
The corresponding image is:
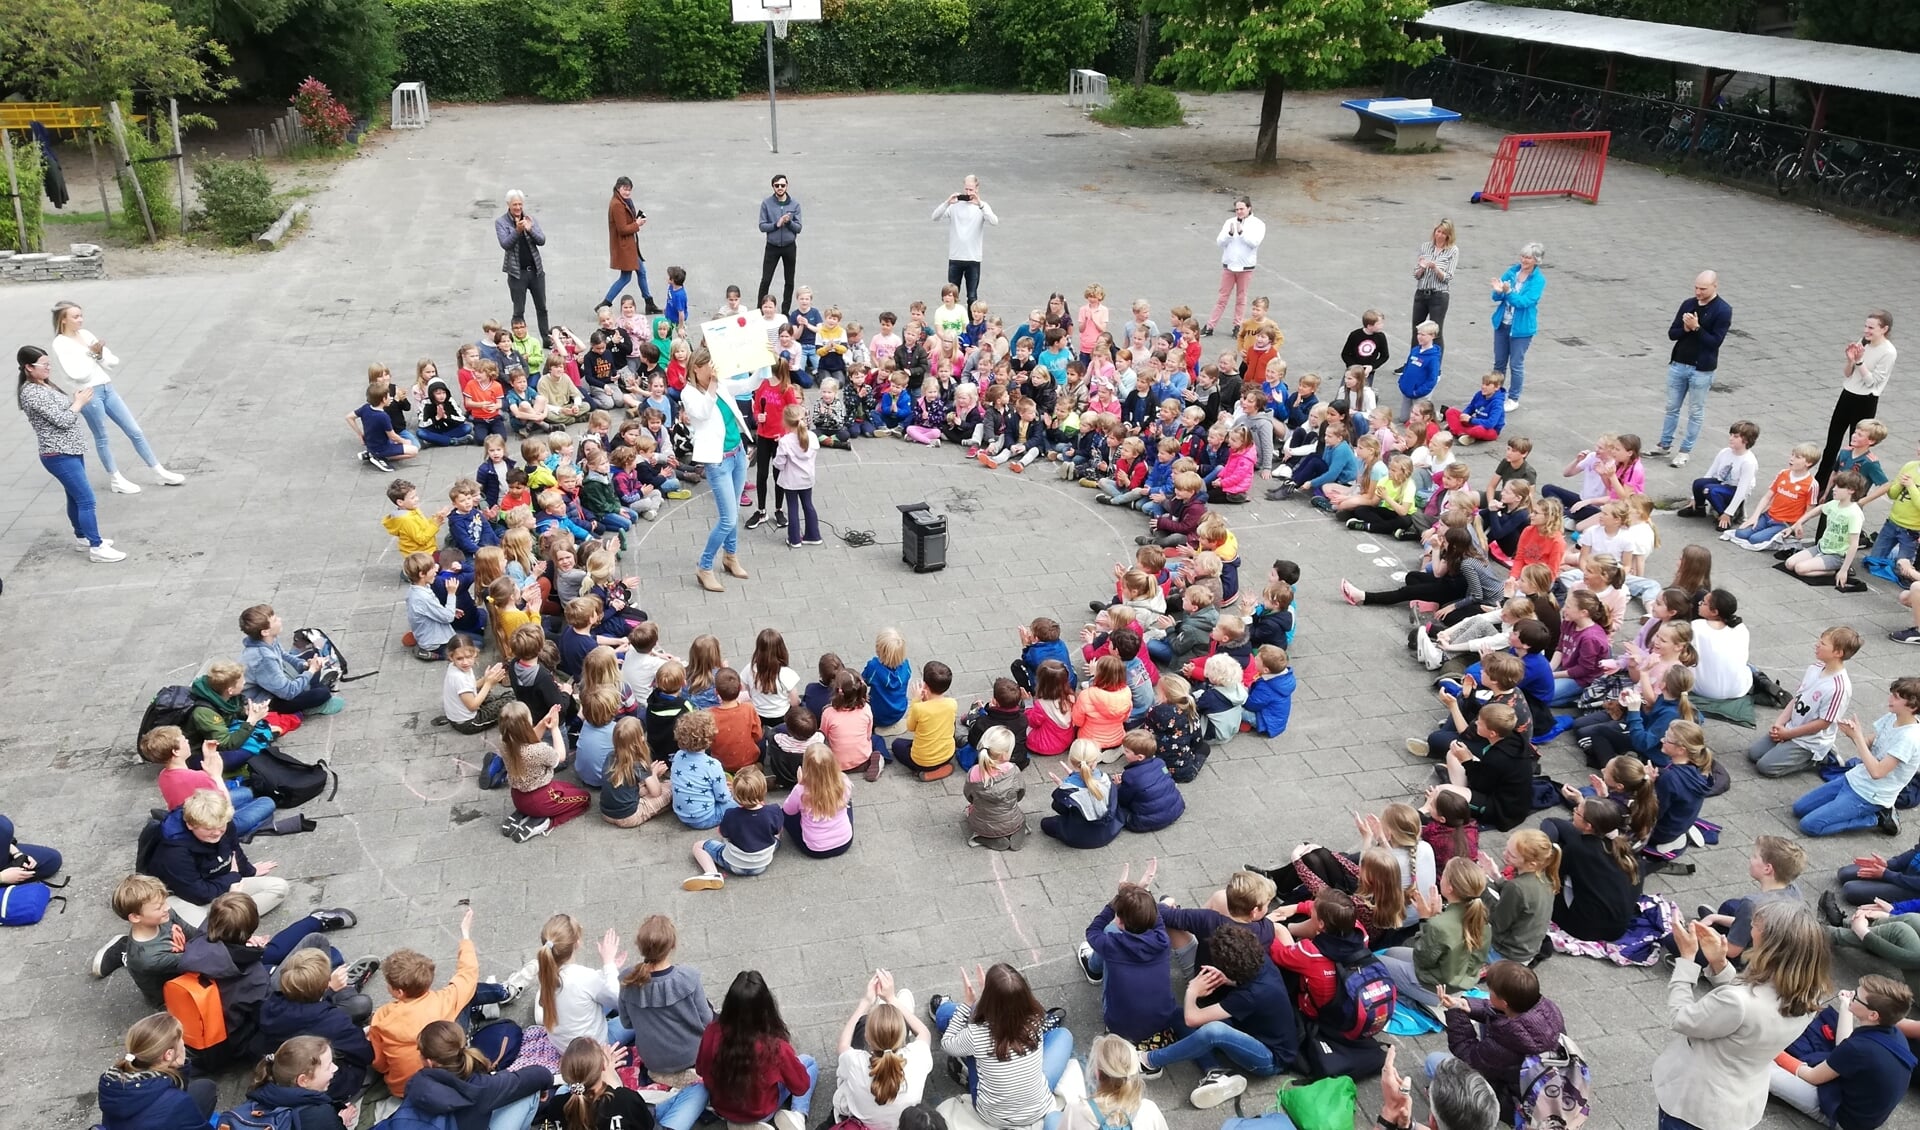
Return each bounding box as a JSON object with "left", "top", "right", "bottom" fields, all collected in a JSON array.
[
  {"left": 721, "top": 552, "right": 749, "bottom": 579},
  {"left": 695, "top": 568, "right": 724, "bottom": 592}
]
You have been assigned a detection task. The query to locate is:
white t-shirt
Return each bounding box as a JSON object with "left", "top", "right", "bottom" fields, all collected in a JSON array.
[
  {"left": 748, "top": 665, "right": 801, "bottom": 718},
  {"left": 1786, "top": 664, "right": 1851, "bottom": 755},
  {"left": 833, "top": 1042, "right": 933, "bottom": 1130},
  {"left": 1064, "top": 1098, "right": 1170, "bottom": 1130},
  {"left": 1579, "top": 525, "right": 1634, "bottom": 560},
  {"left": 1846, "top": 715, "right": 1920, "bottom": 807},
  {"left": 622, "top": 650, "right": 669, "bottom": 701},
  {"left": 1692, "top": 622, "right": 1752, "bottom": 699},
  {"left": 443, "top": 665, "right": 478, "bottom": 724},
  {"left": 1620, "top": 521, "right": 1656, "bottom": 572}
]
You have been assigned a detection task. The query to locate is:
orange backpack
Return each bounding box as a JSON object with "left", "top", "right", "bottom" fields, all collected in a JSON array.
[{"left": 163, "top": 972, "right": 227, "bottom": 1050}]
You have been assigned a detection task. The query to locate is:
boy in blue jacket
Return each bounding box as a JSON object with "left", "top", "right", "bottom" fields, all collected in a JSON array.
[
  {"left": 1396, "top": 321, "right": 1442, "bottom": 424},
  {"left": 1076, "top": 869, "right": 1182, "bottom": 1046},
  {"left": 141, "top": 789, "right": 289, "bottom": 928},
  {"left": 1245, "top": 646, "right": 1296, "bottom": 738},
  {"left": 256, "top": 948, "right": 378, "bottom": 1103},
  {"left": 444, "top": 479, "right": 499, "bottom": 557},
  {"left": 1444, "top": 372, "right": 1507, "bottom": 447},
  {"left": 1012, "top": 616, "right": 1077, "bottom": 691},
  {"left": 1115, "top": 731, "right": 1186, "bottom": 832}
]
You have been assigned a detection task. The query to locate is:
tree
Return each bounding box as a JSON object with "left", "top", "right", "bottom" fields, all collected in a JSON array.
[
  {"left": 1150, "top": 0, "right": 1442, "bottom": 164},
  {"left": 0, "top": 0, "right": 230, "bottom": 104}
]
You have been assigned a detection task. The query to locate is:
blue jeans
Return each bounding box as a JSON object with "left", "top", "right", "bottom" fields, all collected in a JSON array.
[
  {"left": 418, "top": 422, "right": 473, "bottom": 447},
  {"left": 595, "top": 510, "right": 633, "bottom": 534},
  {"left": 1660, "top": 362, "right": 1716, "bottom": 454},
  {"left": 654, "top": 1057, "right": 815, "bottom": 1130},
  {"left": 40, "top": 453, "right": 102, "bottom": 545},
  {"left": 79, "top": 383, "right": 160, "bottom": 474},
  {"left": 699, "top": 445, "right": 749, "bottom": 571},
  {"left": 1732, "top": 513, "right": 1788, "bottom": 546},
  {"left": 1491, "top": 325, "right": 1533, "bottom": 401},
  {"left": 226, "top": 781, "right": 277, "bottom": 838},
  {"left": 1868, "top": 520, "right": 1920, "bottom": 564},
  {"left": 934, "top": 1002, "right": 1072, "bottom": 1130},
  {"left": 1146, "top": 639, "right": 1173, "bottom": 667},
  {"left": 1792, "top": 775, "right": 1884, "bottom": 836},
  {"left": 1551, "top": 676, "right": 1585, "bottom": 706},
  {"left": 1143, "top": 1019, "right": 1279, "bottom": 1076},
  {"left": 604, "top": 264, "right": 653, "bottom": 305},
  {"left": 490, "top": 1093, "right": 539, "bottom": 1130}
]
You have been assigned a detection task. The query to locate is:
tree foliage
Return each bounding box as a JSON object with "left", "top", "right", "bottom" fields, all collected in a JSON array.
[
  {"left": 1150, "top": 0, "right": 1442, "bottom": 162},
  {"left": 0, "top": 0, "right": 230, "bottom": 104}
]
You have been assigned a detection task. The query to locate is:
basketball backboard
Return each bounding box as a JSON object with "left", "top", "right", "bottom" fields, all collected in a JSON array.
[{"left": 731, "top": 0, "right": 822, "bottom": 21}]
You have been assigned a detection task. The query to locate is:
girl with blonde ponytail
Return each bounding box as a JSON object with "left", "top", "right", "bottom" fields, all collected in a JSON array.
[
  {"left": 1481, "top": 829, "right": 1558, "bottom": 963},
  {"left": 832, "top": 969, "right": 933, "bottom": 1130},
  {"left": 1064, "top": 1034, "right": 1169, "bottom": 1130},
  {"left": 1381, "top": 857, "right": 1491, "bottom": 1009},
  {"left": 509, "top": 913, "right": 626, "bottom": 1044}
]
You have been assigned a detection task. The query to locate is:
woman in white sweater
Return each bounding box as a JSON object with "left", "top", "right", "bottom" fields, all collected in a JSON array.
[
  {"left": 1652, "top": 900, "right": 1831, "bottom": 1130},
  {"left": 48, "top": 301, "right": 183, "bottom": 494}
]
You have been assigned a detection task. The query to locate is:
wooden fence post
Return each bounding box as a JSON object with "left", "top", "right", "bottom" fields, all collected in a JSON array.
[
  {"left": 107, "top": 103, "right": 157, "bottom": 242},
  {"left": 1, "top": 129, "right": 29, "bottom": 252},
  {"left": 169, "top": 98, "right": 188, "bottom": 236},
  {"left": 87, "top": 130, "right": 113, "bottom": 224}
]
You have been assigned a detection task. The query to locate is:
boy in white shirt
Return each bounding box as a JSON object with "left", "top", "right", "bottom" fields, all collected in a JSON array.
[
  {"left": 620, "top": 622, "right": 679, "bottom": 702},
  {"left": 1747, "top": 626, "right": 1858, "bottom": 776},
  {"left": 1680, "top": 420, "right": 1761, "bottom": 529}
]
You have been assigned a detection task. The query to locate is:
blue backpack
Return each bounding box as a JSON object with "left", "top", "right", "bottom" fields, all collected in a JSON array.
[
  {"left": 371, "top": 1102, "right": 457, "bottom": 1130},
  {"left": 1327, "top": 955, "right": 1397, "bottom": 1041},
  {"left": 0, "top": 881, "right": 61, "bottom": 926},
  {"left": 216, "top": 1103, "right": 298, "bottom": 1130}
]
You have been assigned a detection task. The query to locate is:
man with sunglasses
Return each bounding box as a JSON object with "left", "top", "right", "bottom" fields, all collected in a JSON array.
[{"left": 756, "top": 174, "right": 803, "bottom": 314}]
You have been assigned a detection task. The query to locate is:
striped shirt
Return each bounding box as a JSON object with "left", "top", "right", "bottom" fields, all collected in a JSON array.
[
  {"left": 1414, "top": 242, "right": 1459, "bottom": 293},
  {"left": 939, "top": 1003, "right": 1052, "bottom": 1129},
  {"left": 18, "top": 381, "right": 89, "bottom": 456}
]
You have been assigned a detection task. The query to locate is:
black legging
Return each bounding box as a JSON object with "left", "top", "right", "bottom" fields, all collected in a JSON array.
[
  {"left": 751, "top": 434, "right": 784, "bottom": 515},
  {"left": 1571, "top": 710, "right": 1631, "bottom": 768},
  {"left": 1817, "top": 389, "right": 1879, "bottom": 487},
  {"left": 758, "top": 242, "right": 797, "bottom": 313},
  {"left": 1347, "top": 504, "right": 1410, "bottom": 534},
  {"left": 1361, "top": 570, "right": 1466, "bottom": 606},
  {"left": 1412, "top": 289, "right": 1450, "bottom": 349}
]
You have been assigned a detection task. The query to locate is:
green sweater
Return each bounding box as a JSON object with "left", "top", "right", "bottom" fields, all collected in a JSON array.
[
  {"left": 1413, "top": 901, "right": 1490, "bottom": 989},
  {"left": 580, "top": 474, "right": 625, "bottom": 517},
  {"left": 185, "top": 677, "right": 269, "bottom": 756},
  {"left": 1486, "top": 871, "right": 1554, "bottom": 961}
]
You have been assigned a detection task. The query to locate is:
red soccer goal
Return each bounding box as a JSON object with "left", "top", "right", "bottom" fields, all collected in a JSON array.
[{"left": 1477, "top": 132, "right": 1611, "bottom": 209}]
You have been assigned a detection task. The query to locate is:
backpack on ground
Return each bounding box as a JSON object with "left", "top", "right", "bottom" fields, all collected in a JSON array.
[
  {"left": 215, "top": 1102, "right": 299, "bottom": 1130},
  {"left": 371, "top": 1101, "right": 456, "bottom": 1130},
  {"left": 1325, "top": 956, "right": 1397, "bottom": 1041},
  {"left": 478, "top": 751, "right": 508, "bottom": 790},
  {"left": 135, "top": 818, "right": 165, "bottom": 876},
  {"left": 1515, "top": 1033, "right": 1592, "bottom": 1130},
  {"left": 1750, "top": 668, "right": 1791, "bottom": 709},
  {"left": 290, "top": 627, "right": 377, "bottom": 685},
  {"left": 163, "top": 972, "right": 227, "bottom": 1050},
  {"left": 137, "top": 685, "right": 197, "bottom": 746},
  {"left": 0, "top": 881, "right": 63, "bottom": 926},
  {"left": 246, "top": 747, "right": 337, "bottom": 808}
]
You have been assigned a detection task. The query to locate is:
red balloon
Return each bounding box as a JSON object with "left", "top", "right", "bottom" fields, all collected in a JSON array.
[{"left": 737, "top": 316, "right": 748, "bottom": 326}]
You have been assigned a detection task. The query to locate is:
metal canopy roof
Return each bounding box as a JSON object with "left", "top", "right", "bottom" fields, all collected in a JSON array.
[{"left": 1416, "top": 2, "right": 1920, "bottom": 100}]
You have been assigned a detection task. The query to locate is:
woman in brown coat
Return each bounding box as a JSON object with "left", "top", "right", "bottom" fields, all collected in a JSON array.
[{"left": 605, "top": 175, "right": 659, "bottom": 314}]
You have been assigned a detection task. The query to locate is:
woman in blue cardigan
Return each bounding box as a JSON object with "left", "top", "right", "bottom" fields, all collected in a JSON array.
[{"left": 1489, "top": 242, "right": 1546, "bottom": 410}]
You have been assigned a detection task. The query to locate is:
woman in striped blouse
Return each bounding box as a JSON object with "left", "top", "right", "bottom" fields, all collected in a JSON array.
[
  {"left": 1410, "top": 219, "right": 1459, "bottom": 350},
  {"left": 17, "top": 345, "right": 124, "bottom": 562},
  {"left": 931, "top": 964, "right": 1075, "bottom": 1130}
]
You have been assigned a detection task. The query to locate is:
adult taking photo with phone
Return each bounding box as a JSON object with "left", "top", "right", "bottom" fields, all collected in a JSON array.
[{"left": 931, "top": 174, "right": 999, "bottom": 310}]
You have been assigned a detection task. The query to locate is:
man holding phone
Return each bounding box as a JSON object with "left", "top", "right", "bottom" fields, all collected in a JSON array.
[
  {"left": 757, "top": 173, "right": 802, "bottom": 314},
  {"left": 932, "top": 173, "right": 999, "bottom": 309}
]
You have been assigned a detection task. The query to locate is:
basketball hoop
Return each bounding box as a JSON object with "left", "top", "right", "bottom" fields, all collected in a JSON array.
[{"left": 770, "top": 4, "right": 789, "bottom": 37}]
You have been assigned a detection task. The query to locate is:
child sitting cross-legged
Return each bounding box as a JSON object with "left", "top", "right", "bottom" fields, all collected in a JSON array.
[
  {"left": 964, "top": 726, "right": 1029, "bottom": 851},
  {"left": 1114, "top": 730, "right": 1185, "bottom": 833},
  {"left": 668, "top": 710, "right": 732, "bottom": 830},
  {"left": 782, "top": 744, "right": 855, "bottom": 859},
  {"left": 1147, "top": 673, "right": 1208, "bottom": 782},
  {"left": 138, "top": 725, "right": 280, "bottom": 840},
  {"left": 683, "top": 764, "right": 782, "bottom": 891},
  {"left": 1076, "top": 864, "right": 1181, "bottom": 1051},
  {"left": 1042, "top": 740, "right": 1123, "bottom": 849},
  {"left": 145, "top": 788, "right": 290, "bottom": 929},
  {"left": 709, "top": 668, "right": 765, "bottom": 773},
  {"left": 1431, "top": 703, "right": 1534, "bottom": 832},
  {"left": 892, "top": 660, "right": 958, "bottom": 781},
  {"left": 368, "top": 907, "right": 518, "bottom": 1103},
  {"left": 1380, "top": 857, "right": 1490, "bottom": 1016}
]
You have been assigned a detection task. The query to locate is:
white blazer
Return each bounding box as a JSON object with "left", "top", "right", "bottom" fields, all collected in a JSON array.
[
  {"left": 681, "top": 373, "right": 759, "bottom": 463},
  {"left": 1215, "top": 215, "right": 1267, "bottom": 271},
  {"left": 49, "top": 331, "right": 118, "bottom": 389}
]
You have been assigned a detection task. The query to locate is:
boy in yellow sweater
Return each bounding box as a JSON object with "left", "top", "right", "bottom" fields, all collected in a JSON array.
[{"left": 381, "top": 478, "right": 450, "bottom": 559}]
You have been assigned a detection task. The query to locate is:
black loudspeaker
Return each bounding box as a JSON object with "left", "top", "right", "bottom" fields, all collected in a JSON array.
[{"left": 897, "top": 502, "right": 947, "bottom": 573}]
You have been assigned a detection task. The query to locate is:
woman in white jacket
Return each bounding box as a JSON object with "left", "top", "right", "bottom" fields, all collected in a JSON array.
[
  {"left": 1203, "top": 196, "right": 1265, "bottom": 337},
  {"left": 49, "top": 302, "right": 183, "bottom": 494},
  {"left": 681, "top": 346, "right": 760, "bottom": 592},
  {"left": 1652, "top": 900, "right": 1831, "bottom": 1130}
]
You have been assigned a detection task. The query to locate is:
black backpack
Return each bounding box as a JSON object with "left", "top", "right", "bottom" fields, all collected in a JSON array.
[
  {"left": 247, "top": 749, "right": 336, "bottom": 809},
  {"left": 137, "top": 686, "right": 197, "bottom": 746},
  {"left": 290, "top": 627, "right": 377, "bottom": 686}
]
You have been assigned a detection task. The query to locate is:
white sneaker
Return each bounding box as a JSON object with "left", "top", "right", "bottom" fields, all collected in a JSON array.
[
  {"left": 892, "top": 987, "right": 914, "bottom": 1017},
  {"left": 1670, "top": 452, "right": 1690, "bottom": 468},
  {"left": 89, "top": 543, "right": 127, "bottom": 562},
  {"left": 1190, "top": 1071, "right": 1247, "bottom": 1109},
  {"left": 74, "top": 537, "right": 112, "bottom": 552},
  {"left": 151, "top": 465, "right": 185, "bottom": 485},
  {"left": 108, "top": 473, "right": 141, "bottom": 494},
  {"left": 1504, "top": 398, "right": 1521, "bottom": 411},
  {"left": 773, "top": 1109, "right": 805, "bottom": 1130}
]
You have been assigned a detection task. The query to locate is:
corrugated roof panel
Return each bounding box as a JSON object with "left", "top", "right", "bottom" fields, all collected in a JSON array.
[{"left": 1416, "top": 2, "right": 1920, "bottom": 100}]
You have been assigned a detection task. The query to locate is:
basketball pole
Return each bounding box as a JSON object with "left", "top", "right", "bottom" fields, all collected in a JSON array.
[{"left": 765, "top": 21, "right": 779, "bottom": 154}]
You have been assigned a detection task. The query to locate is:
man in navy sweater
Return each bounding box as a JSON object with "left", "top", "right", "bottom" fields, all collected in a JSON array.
[{"left": 1653, "top": 270, "right": 1733, "bottom": 468}]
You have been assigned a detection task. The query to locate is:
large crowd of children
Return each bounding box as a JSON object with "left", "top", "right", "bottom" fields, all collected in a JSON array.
[{"left": 19, "top": 245, "right": 1914, "bottom": 1130}]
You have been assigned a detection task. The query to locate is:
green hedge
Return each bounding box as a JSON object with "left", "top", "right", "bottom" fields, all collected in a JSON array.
[
  {"left": 385, "top": 0, "right": 1142, "bottom": 100},
  {"left": 0, "top": 130, "right": 45, "bottom": 252}
]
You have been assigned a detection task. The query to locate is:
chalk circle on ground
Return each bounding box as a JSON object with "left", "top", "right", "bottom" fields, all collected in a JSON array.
[
  {"left": 1354, "top": 542, "right": 1380, "bottom": 553},
  {"left": 1375, "top": 557, "right": 1398, "bottom": 567}
]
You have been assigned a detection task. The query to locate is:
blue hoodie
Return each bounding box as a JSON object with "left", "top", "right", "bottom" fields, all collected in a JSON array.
[
  {"left": 1021, "top": 638, "right": 1078, "bottom": 689},
  {"left": 97, "top": 1070, "right": 207, "bottom": 1130},
  {"left": 403, "top": 1065, "right": 552, "bottom": 1130},
  {"left": 862, "top": 656, "right": 912, "bottom": 727},
  {"left": 1115, "top": 757, "right": 1185, "bottom": 833},
  {"left": 1086, "top": 905, "right": 1180, "bottom": 1041},
  {"left": 446, "top": 508, "right": 500, "bottom": 557},
  {"left": 145, "top": 807, "right": 254, "bottom": 906},
  {"left": 256, "top": 993, "right": 374, "bottom": 1103},
  {"left": 1457, "top": 385, "right": 1506, "bottom": 434},
  {"left": 241, "top": 1083, "right": 339, "bottom": 1130},
  {"left": 1650, "top": 761, "right": 1711, "bottom": 847},
  {"left": 1245, "top": 668, "right": 1296, "bottom": 738},
  {"left": 1398, "top": 342, "right": 1442, "bottom": 400}
]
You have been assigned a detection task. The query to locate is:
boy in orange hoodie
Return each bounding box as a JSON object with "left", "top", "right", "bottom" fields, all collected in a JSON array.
[{"left": 367, "top": 908, "right": 517, "bottom": 1100}]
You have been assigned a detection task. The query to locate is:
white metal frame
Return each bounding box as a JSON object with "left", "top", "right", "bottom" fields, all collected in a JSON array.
[
  {"left": 390, "top": 82, "right": 429, "bottom": 130},
  {"left": 1067, "top": 69, "right": 1110, "bottom": 109}
]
